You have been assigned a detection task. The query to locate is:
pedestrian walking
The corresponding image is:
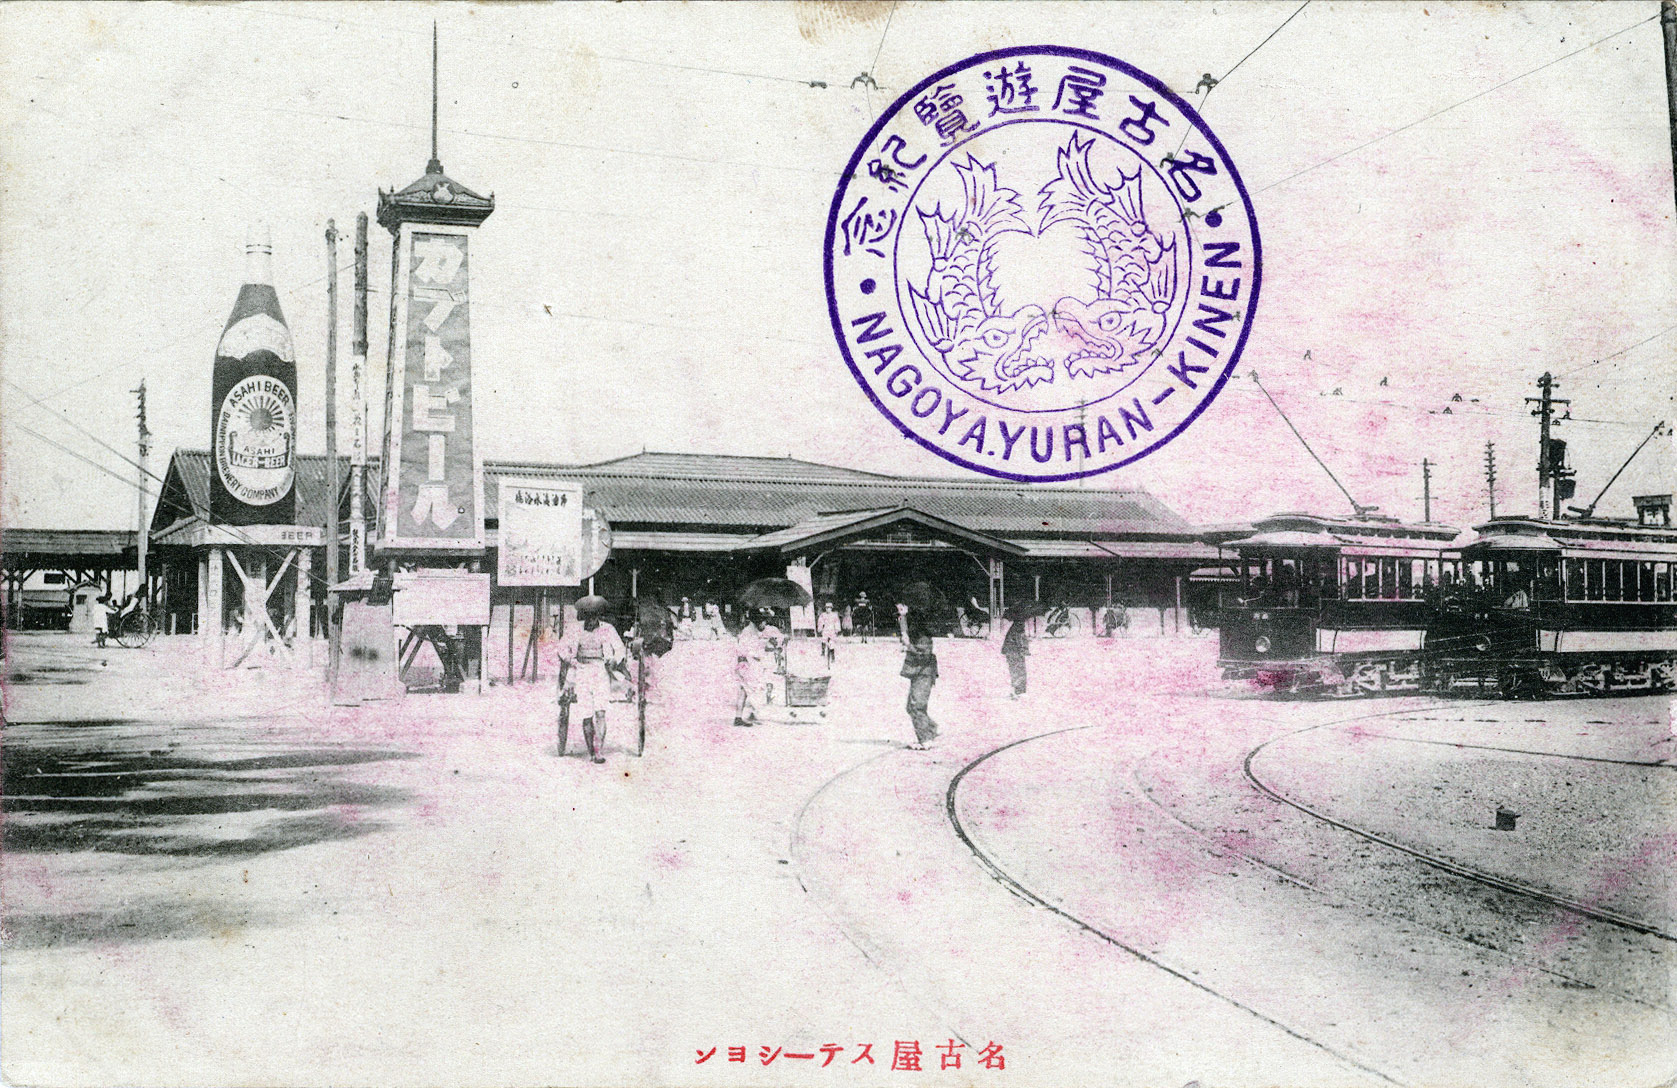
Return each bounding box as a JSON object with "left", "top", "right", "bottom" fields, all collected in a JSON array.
[
  {"left": 1001, "top": 613, "right": 1030, "bottom": 697},
  {"left": 853, "top": 591, "right": 875, "bottom": 642},
  {"left": 816, "top": 600, "right": 842, "bottom": 665},
  {"left": 556, "top": 594, "right": 627, "bottom": 763},
  {"left": 734, "top": 607, "right": 782, "bottom": 727},
  {"left": 896, "top": 601, "right": 939, "bottom": 749}
]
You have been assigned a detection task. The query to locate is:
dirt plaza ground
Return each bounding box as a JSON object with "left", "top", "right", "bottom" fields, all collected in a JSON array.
[{"left": 2, "top": 630, "right": 1672, "bottom": 1087}]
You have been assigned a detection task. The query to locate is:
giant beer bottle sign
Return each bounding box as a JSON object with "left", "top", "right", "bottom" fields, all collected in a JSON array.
[
  {"left": 379, "top": 225, "right": 484, "bottom": 550},
  {"left": 211, "top": 241, "right": 297, "bottom": 525}
]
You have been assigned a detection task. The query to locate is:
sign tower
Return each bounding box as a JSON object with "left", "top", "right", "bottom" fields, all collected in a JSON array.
[{"left": 375, "top": 26, "right": 493, "bottom": 556}]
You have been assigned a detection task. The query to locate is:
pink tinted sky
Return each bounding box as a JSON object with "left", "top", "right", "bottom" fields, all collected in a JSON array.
[{"left": 1, "top": 1, "right": 1672, "bottom": 531}]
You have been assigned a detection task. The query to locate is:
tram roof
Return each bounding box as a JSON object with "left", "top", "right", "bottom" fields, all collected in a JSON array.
[
  {"left": 1468, "top": 515, "right": 1677, "bottom": 551},
  {"left": 1244, "top": 512, "right": 1460, "bottom": 542}
]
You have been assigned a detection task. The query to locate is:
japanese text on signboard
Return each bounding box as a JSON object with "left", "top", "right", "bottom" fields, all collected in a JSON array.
[
  {"left": 497, "top": 480, "right": 586, "bottom": 586},
  {"left": 387, "top": 230, "right": 480, "bottom": 548}
]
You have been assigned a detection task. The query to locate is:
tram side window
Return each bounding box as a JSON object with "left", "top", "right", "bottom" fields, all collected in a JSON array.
[
  {"left": 1376, "top": 558, "right": 1396, "bottom": 600},
  {"left": 1565, "top": 558, "right": 1584, "bottom": 601},
  {"left": 1363, "top": 558, "right": 1378, "bottom": 599},
  {"left": 1658, "top": 562, "right": 1672, "bottom": 602},
  {"left": 1606, "top": 560, "right": 1623, "bottom": 602},
  {"left": 1342, "top": 557, "right": 1361, "bottom": 599},
  {"left": 1394, "top": 558, "right": 1412, "bottom": 599},
  {"left": 1587, "top": 559, "right": 1605, "bottom": 601}
]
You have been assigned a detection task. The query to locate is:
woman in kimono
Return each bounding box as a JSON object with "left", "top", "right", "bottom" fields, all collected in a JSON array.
[
  {"left": 557, "top": 594, "right": 627, "bottom": 763},
  {"left": 734, "top": 607, "right": 782, "bottom": 727}
]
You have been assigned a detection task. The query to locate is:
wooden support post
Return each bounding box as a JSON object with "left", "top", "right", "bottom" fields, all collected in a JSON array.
[
  {"left": 506, "top": 594, "right": 517, "bottom": 685},
  {"left": 296, "top": 547, "right": 313, "bottom": 666},
  {"left": 206, "top": 547, "right": 224, "bottom": 665}
]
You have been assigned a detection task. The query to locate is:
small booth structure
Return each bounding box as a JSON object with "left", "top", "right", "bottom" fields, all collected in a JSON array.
[{"left": 149, "top": 452, "right": 339, "bottom": 665}]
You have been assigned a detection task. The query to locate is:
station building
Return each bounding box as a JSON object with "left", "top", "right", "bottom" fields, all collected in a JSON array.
[{"left": 147, "top": 447, "right": 1220, "bottom": 644}]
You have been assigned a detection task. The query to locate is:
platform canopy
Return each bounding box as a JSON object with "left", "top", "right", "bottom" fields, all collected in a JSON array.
[{"left": 2, "top": 529, "right": 136, "bottom": 571}]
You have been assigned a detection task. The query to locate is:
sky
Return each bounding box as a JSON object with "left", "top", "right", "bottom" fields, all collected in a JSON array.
[{"left": 1, "top": 0, "right": 1673, "bottom": 533}]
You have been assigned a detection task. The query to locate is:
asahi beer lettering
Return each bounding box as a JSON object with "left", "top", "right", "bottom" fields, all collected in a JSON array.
[
  {"left": 825, "top": 46, "right": 1260, "bottom": 482},
  {"left": 210, "top": 234, "right": 298, "bottom": 524}
]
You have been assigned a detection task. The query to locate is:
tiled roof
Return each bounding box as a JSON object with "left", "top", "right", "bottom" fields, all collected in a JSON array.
[
  {"left": 152, "top": 451, "right": 364, "bottom": 534},
  {"left": 486, "top": 452, "right": 1191, "bottom": 537},
  {"left": 501, "top": 451, "right": 897, "bottom": 483},
  {"left": 156, "top": 449, "right": 1193, "bottom": 541},
  {"left": 2, "top": 529, "right": 137, "bottom": 563}
]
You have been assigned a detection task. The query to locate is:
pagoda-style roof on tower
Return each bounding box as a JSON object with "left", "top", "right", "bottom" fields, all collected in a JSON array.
[
  {"left": 376, "top": 27, "right": 494, "bottom": 232},
  {"left": 377, "top": 163, "right": 494, "bottom": 231}
]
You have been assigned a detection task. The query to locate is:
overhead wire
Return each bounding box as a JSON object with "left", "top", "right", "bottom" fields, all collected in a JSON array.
[{"left": 1254, "top": 11, "right": 1661, "bottom": 195}]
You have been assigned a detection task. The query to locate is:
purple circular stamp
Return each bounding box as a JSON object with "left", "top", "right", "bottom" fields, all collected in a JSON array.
[{"left": 825, "top": 46, "right": 1260, "bottom": 482}]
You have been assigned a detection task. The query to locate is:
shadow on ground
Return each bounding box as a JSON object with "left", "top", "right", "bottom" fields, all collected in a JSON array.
[
  {"left": 3, "top": 725, "right": 418, "bottom": 857},
  {"left": 2, "top": 899, "right": 280, "bottom": 950}
]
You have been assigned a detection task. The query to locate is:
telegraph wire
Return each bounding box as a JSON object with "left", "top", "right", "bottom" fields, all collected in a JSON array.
[
  {"left": 1219, "top": 0, "right": 1311, "bottom": 86},
  {"left": 1255, "top": 11, "right": 1660, "bottom": 195},
  {"left": 8, "top": 422, "right": 148, "bottom": 497},
  {"left": 8, "top": 417, "right": 351, "bottom": 600},
  {"left": 16, "top": 260, "right": 358, "bottom": 410},
  {"left": 1558, "top": 322, "right": 1677, "bottom": 377}
]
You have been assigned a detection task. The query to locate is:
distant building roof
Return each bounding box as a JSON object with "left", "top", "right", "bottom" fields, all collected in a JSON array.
[
  {"left": 152, "top": 448, "right": 1197, "bottom": 546},
  {"left": 486, "top": 450, "right": 1193, "bottom": 538},
  {"left": 2, "top": 529, "right": 137, "bottom": 569}
]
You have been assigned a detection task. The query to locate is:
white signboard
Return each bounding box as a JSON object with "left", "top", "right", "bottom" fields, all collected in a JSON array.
[
  {"left": 391, "top": 571, "right": 492, "bottom": 627},
  {"left": 497, "top": 477, "right": 587, "bottom": 586}
]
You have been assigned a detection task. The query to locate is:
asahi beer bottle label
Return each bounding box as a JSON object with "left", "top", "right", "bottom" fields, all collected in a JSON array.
[{"left": 215, "top": 370, "right": 295, "bottom": 505}]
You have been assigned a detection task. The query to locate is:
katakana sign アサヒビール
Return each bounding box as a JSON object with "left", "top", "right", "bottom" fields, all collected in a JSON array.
[{"left": 379, "top": 228, "right": 484, "bottom": 551}]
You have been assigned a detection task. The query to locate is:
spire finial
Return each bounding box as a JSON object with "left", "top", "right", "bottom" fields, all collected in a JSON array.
[{"left": 426, "top": 22, "right": 443, "bottom": 175}]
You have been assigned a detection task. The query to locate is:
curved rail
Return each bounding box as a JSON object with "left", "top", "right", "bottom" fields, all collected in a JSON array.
[
  {"left": 1243, "top": 734, "right": 1675, "bottom": 943},
  {"left": 946, "top": 728, "right": 1404, "bottom": 1087}
]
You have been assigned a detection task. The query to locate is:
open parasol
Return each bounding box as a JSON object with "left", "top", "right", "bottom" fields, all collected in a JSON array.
[
  {"left": 738, "top": 577, "right": 812, "bottom": 609},
  {"left": 1002, "top": 599, "right": 1047, "bottom": 622}
]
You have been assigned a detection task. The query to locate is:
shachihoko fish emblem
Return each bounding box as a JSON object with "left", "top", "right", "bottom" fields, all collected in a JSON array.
[
  {"left": 1038, "top": 133, "right": 1179, "bottom": 379},
  {"left": 907, "top": 156, "right": 1054, "bottom": 394}
]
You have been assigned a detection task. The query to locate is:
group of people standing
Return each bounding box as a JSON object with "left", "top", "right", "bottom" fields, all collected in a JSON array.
[{"left": 557, "top": 590, "right": 1040, "bottom": 761}]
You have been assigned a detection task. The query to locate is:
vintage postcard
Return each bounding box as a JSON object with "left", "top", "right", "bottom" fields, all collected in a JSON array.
[{"left": 2, "top": 2, "right": 1674, "bottom": 1085}]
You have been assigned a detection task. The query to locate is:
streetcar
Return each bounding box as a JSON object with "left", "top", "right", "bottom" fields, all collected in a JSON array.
[
  {"left": 1216, "top": 513, "right": 1462, "bottom": 695},
  {"left": 1426, "top": 515, "right": 1677, "bottom": 695}
]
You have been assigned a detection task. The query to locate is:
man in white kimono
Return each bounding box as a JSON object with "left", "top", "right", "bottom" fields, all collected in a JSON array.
[{"left": 557, "top": 595, "right": 627, "bottom": 763}]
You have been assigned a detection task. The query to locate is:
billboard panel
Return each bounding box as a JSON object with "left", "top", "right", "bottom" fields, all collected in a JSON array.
[
  {"left": 378, "top": 225, "right": 485, "bottom": 551},
  {"left": 497, "top": 478, "right": 586, "bottom": 586}
]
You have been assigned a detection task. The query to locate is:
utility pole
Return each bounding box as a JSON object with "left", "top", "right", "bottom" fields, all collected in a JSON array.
[
  {"left": 1420, "top": 458, "right": 1433, "bottom": 523},
  {"left": 350, "top": 212, "right": 368, "bottom": 574},
  {"left": 1484, "top": 441, "right": 1498, "bottom": 519},
  {"left": 1663, "top": 0, "right": 1676, "bottom": 219},
  {"left": 1526, "top": 372, "right": 1571, "bottom": 519},
  {"left": 133, "top": 381, "right": 151, "bottom": 600},
  {"left": 325, "top": 220, "right": 339, "bottom": 667}
]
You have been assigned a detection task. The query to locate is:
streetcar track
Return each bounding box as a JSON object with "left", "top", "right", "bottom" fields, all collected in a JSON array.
[
  {"left": 1128, "top": 747, "right": 1672, "bottom": 1014},
  {"left": 946, "top": 722, "right": 1406, "bottom": 1087},
  {"left": 1329, "top": 731, "right": 1675, "bottom": 768},
  {"left": 1244, "top": 731, "right": 1676, "bottom": 943}
]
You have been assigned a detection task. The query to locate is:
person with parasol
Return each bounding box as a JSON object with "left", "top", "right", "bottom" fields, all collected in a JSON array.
[
  {"left": 556, "top": 594, "right": 627, "bottom": 763},
  {"left": 733, "top": 578, "right": 804, "bottom": 726},
  {"left": 896, "top": 582, "right": 944, "bottom": 749}
]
